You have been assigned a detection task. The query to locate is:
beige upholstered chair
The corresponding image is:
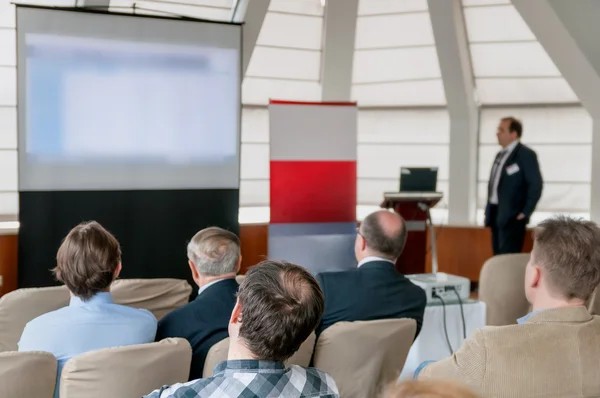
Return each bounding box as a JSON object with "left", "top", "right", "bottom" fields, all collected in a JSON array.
[
  {"left": 587, "top": 287, "right": 600, "bottom": 315},
  {"left": 111, "top": 278, "right": 192, "bottom": 320},
  {"left": 202, "top": 333, "right": 317, "bottom": 378},
  {"left": 0, "top": 286, "right": 70, "bottom": 352},
  {"left": 313, "top": 319, "right": 416, "bottom": 398},
  {"left": 0, "top": 351, "right": 57, "bottom": 397},
  {"left": 235, "top": 274, "right": 246, "bottom": 284},
  {"left": 479, "top": 253, "right": 531, "bottom": 326},
  {"left": 60, "top": 338, "right": 191, "bottom": 398},
  {"left": 203, "top": 337, "right": 230, "bottom": 378}
]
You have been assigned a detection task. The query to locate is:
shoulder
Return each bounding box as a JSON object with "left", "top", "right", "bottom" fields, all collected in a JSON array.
[
  {"left": 517, "top": 143, "right": 538, "bottom": 158},
  {"left": 110, "top": 304, "right": 157, "bottom": 325},
  {"left": 146, "top": 377, "right": 214, "bottom": 398},
  {"left": 288, "top": 366, "right": 339, "bottom": 395},
  {"left": 317, "top": 269, "right": 356, "bottom": 283}
]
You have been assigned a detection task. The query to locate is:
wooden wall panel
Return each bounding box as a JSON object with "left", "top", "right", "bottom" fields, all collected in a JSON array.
[
  {"left": 239, "top": 224, "right": 268, "bottom": 274},
  {"left": 0, "top": 224, "right": 535, "bottom": 296},
  {"left": 426, "top": 226, "right": 534, "bottom": 282},
  {"left": 0, "top": 234, "right": 18, "bottom": 295}
]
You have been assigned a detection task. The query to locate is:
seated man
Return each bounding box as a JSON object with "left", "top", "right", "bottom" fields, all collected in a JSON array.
[
  {"left": 316, "top": 210, "right": 426, "bottom": 337},
  {"left": 18, "top": 221, "right": 157, "bottom": 398},
  {"left": 156, "top": 227, "right": 241, "bottom": 380},
  {"left": 145, "top": 260, "right": 339, "bottom": 398},
  {"left": 420, "top": 216, "right": 600, "bottom": 398}
]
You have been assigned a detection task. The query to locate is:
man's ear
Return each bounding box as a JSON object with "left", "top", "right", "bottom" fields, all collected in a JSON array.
[
  {"left": 189, "top": 260, "right": 201, "bottom": 284},
  {"left": 530, "top": 265, "right": 542, "bottom": 288},
  {"left": 113, "top": 263, "right": 122, "bottom": 280},
  {"left": 360, "top": 234, "right": 367, "bottom": 251},
  {"left": 235, "top": 256, "right": 242, "bottom": 274},
  {"left": 230, "top": 299, "right": 242, "bottom": 325}
]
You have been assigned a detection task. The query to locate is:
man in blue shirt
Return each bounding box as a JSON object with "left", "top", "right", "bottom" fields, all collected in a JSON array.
[
  {"left": 156, "top": 227, "right": 240, "bottom": 380},
  {"left": 18, "top": 221, "right": 157, "bottom": 398}
]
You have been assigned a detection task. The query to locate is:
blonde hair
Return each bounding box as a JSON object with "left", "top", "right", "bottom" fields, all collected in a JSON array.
[{"left": 384, "top": 380, "right": 480, "bottom": 398}]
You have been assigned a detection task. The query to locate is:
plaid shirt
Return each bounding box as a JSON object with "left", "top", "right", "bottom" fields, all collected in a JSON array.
[{"left": 144, "top": 360, "right": 339, "bottom": 398}]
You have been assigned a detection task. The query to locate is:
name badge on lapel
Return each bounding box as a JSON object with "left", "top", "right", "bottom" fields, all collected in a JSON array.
[{"left": 506, "top": 163, "right": 520, "bottom": 176}]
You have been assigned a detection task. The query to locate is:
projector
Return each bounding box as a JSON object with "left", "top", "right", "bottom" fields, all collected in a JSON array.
[{"left": 406, "top": 273, "right": 471, "bottom": 304}]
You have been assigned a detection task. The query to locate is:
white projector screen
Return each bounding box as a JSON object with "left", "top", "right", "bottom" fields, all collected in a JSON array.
[{"left": 17, "top": 7, "right": 241, "bottom": 191}]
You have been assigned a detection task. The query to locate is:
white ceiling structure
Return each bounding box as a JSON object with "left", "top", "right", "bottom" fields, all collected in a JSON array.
[{"left": 1, "top": 0, "right": 598, "bottom": 226}]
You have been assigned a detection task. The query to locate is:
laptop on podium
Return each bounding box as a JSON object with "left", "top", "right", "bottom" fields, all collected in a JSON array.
[{"left": 399, "top": 167, "right": 438, "bottom": 192}]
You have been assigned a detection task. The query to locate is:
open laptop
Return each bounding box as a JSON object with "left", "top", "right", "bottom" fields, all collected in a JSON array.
[{"left": 399, "top": 167, "right": 438, "bottom": 192}]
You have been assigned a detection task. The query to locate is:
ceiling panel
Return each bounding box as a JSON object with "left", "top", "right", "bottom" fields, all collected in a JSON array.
[
  {"left": 257, "top": 12, "right": 323, "bottom": 50},
  {"left": 353, "top": 46, "right": 440, "bottom": 83},
  {"left": 463, "top": 5, "right": 535, "bottom": 42},
  {"left": 475, "top": 77, "right": 578, "bottom": 104},
  {"left": 470, "top": 42, "right": 560, "bottom": 77},
  {"left": 358, "top": 0, "right": 428, "bottom": 15},
  {"left": 355, "top": 12, "right": 434, "bottom": 49},
  {"left": 352, "top": 79, "right": 446, "bottom": 106}
]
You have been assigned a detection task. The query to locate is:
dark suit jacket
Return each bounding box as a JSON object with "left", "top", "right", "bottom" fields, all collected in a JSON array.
[
  {"left": 485, "top": 142, "right": 543, "bottom": 227},
  {"left": 316, "top": 261, "right": 427, "bottom": 337},
  {"left": 155, "top": 278, "right": 238, "bottom": 380}
]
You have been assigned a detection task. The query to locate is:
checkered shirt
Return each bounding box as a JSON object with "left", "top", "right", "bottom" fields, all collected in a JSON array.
[{"left": 144, "top": 360, "right": 339, "bottom": 398}]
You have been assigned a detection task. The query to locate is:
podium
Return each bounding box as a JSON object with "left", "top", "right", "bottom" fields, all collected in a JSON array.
[{"left": 381, "top": 192, "right": 443, "bottom": 274}]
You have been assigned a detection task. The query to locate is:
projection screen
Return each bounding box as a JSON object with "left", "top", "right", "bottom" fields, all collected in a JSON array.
[{"left": 17, "top": 7, "right": 241, "bottom": 191}]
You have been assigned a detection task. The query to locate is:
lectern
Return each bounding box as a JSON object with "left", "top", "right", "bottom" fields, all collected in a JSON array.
[{"left": 381, "top": 192, "right": 443, "bottom": 274}]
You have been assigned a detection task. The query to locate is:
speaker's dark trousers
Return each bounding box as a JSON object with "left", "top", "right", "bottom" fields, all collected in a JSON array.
[{"left": 488, "top": 204, "right": 526, "bottom": 255}]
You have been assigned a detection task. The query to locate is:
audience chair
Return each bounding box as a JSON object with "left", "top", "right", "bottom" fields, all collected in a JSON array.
[
  {"left": 235, "top": 274, "right": 246, "bottom": 284},
  {"left": 587, "top": 287, "right": 600, "bottom": 315},
  {"left": 313, "top": 319, "right": 416, "bottom": 398},
  {"left": 479, "top": 253, "right": 530, "bottom": 326},
  {"left": 202, "top": 333, "right": 317, "bottom": 378},
  {"left": 111, "top": 278, "right": 192, "bottom": 320},
  {"left": 203, "top": 337, "right": 230, "bottom": 378},
  {"left": 0, "top": 351, "right": 57, "bottom": 397},
  {"left": 0, "top": 286, "right": 70, "bottom": 351},
  {"left": 59, "top": 338, "right": 191, "bottom": 398}
]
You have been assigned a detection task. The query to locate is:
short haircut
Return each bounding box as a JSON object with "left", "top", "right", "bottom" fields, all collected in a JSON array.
[
  {"left": 53, "top": 221, "right": 121, "bottom": 301},
  {"left": 532, "top": 216, "right": 600, "bottom": 301},
  {"left": 501, "top": 116, "right": 523, "bottom": 138},
  {"left": 384, "top": 380, "right": 480, "bottom": 398},
  {"left": 360, "top": 211, "right": 407, "bottom": 260},
  {"left": 187, "top": 227, "right": 240, "bottom": 276},
  {"left": 236, "top": 260, "right": 325, "bottom": 362}
]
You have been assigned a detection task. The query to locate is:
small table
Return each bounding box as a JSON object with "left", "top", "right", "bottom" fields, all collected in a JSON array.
[{"left": 400, "top": 300, "right": 487, "bottom": 379}]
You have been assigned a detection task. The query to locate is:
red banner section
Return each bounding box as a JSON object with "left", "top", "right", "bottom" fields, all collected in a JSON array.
[{"left": 270, "top": 160, "right": 357, "bottom": 224}]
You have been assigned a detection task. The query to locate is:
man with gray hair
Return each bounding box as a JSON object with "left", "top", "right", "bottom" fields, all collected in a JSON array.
[{"left": 156, "top": 227, "right": 241, "bottom": 380}]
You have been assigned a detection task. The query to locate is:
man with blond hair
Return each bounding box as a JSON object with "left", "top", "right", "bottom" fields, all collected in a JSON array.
[
  {"left": 19, "top": 221, "right": 157, "bottom": 398},
  {"left": 156, "top": 227, "right": 241, "bottom": 380},
  {"left": 420, "top": 216, "right": 600, "bottom": 397}
]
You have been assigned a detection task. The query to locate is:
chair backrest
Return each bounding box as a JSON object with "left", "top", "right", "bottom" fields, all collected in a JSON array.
[
  {"left": 587, "top": 287, "right": 600, "bottom": 315},
  {"left": 111, "top": 278, "right": 192, "bottom": 320},
  {"left": 203, "top": 337, "right": 230, "bottom": 378},
  {"left": 0, "top": 286, "right": 70, "bottom": 351},
  {"left": 60, "top": 338, "right": 191, "bottom": 398},
  {"left": 479, "top": 253, "right": 531, "bottom": 326},
  {"left": 313, "top": 318, "right": 416, "bottom": 398},
  {"left": 235, "top": 274, "right": 246, "bottom": 285},
  {"left": 0, "top": 351, "right": 57, "bottom": 397},
  {"left": 202, "top": 332, "right": 317, "bottom": 378}
]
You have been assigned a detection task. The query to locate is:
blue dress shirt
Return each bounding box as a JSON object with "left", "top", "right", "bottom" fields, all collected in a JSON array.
[{"left": 18, "top": 291, "right": 157, "bottom": 398}]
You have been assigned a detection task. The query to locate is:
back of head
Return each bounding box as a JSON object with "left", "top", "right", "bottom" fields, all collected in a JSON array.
[
  {"left": 236, "top": 260, "right": 324, "bottom": 362},
  {"left": 187, "top": 227, "right": 240, "bottom": 276},
  {"left": 531, "top": 216, "right": 600, "bottom": 301},
  {"left": 53, "top": 221, "right": 121, "bottom": 301},
  {"left": 384, "top": 380, "right": 480, "bottom": 398},
  {"left": 359, "top": 210, "right": 407, "bottom": 261}
]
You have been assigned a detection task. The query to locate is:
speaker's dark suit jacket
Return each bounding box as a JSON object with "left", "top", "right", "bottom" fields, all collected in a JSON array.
[
  {"left": 485, "top": 142, "right": 543, "bottom": 227},
  {"left": 155, "top": 278, "right": 238, "bottom": 380},
  {"left": 315, "top": 260, "right": 426, "bottom": 337}
]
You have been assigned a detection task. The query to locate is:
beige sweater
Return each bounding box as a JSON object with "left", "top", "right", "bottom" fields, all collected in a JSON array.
[{"left": 420, "top": 306, "right": 600, "bottom": 398}]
